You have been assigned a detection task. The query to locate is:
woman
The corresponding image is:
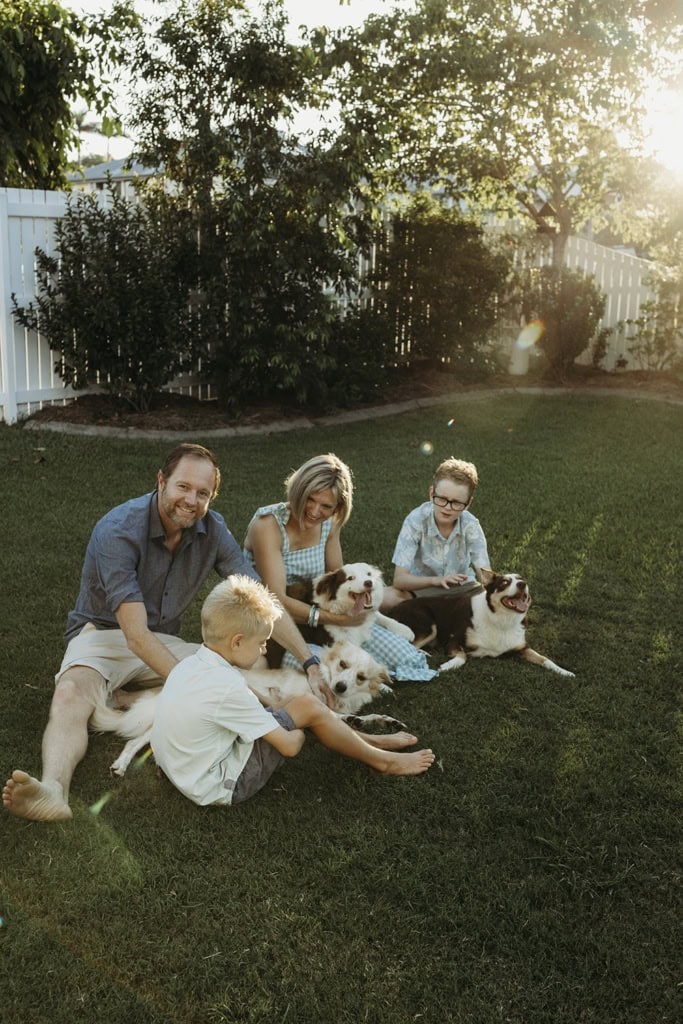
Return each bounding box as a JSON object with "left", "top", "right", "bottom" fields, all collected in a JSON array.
[{"left": 243, "top": 453, "right": 436, "bottom": 681}]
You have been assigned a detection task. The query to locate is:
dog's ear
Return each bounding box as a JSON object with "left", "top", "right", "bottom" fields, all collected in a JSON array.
[
  {"left": 478, "top": 567, "right": 496, "bottom": 586},
  {"left": 314, "top": 569, "right": 344, "bottom": 600}
]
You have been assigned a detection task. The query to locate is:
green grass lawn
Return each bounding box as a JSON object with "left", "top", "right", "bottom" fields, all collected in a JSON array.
[{"left": 1, "top": 393, "right": 681, "bottom": 1024}]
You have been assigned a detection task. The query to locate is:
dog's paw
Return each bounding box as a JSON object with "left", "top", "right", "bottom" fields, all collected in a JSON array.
[
  {"left": 343, "top": 715, "right": 364, "bottom": 731},
  {"left": 109, "top": 759, "right": 127, "bottom": 777},
  {"left": 379, "top": 683, "right": 394, "bottom": 695},
  {"left": 439, "top": 655, "right": 466, "bottom": 673}
]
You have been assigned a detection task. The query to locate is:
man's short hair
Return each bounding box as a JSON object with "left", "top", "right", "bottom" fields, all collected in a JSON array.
[
  {"left": 159, "top": 443, "right": 221, "bottom": 499},
  {"left": 201, "top": 576, "right": 282, "bottom": 645}
]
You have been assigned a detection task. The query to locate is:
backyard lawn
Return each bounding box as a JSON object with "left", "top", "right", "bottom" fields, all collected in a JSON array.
[{"left": 1, "top": 392, "right": 681, "bottom": 1024}]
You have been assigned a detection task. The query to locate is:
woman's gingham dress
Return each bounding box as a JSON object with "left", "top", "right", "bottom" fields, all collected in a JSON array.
[{"left": 244, "top": 503, "right": 436, "bottom": 682}]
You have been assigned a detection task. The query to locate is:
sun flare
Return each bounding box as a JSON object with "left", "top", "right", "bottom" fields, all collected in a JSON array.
[{"left": 644, "top": 88, "right": 683, "bottom": 176}]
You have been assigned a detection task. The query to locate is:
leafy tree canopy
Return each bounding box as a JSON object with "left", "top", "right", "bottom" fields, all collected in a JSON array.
[
  {"left": 0, "top": 0, "right": 138, "bottom": 188},
  {"left": 314, "top": 0, "right": 683, "bottom": 263},
  {"left": 124, "top": 0, "right": 386, "bottom": 409}
]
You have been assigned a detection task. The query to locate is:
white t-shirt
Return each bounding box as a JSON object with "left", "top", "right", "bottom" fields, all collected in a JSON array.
[{"left": 150, "top": 645, "right": 279, "bottom": 806}]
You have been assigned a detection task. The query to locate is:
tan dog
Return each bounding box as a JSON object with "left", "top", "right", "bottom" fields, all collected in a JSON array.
[{"left": 90, "top": 641, "right": 406, "bottom": 777}]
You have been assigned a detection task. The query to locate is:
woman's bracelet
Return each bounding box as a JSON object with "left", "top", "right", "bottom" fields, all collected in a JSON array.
[{"left": 307, "top": 603, "right": 320, "bottom": 628}]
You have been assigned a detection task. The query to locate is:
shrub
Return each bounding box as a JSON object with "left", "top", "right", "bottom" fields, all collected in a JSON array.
[
  {"left": 368, "top": 201, "right": 510, "bottom": 370},
  {"left": 622, "top": 278, "right": 683, "bottom": 371},
  {"left": 13, "top": 187, "right": 196, "bottom": 411},
  {"left": 519, "top": 265, "right": 607, "bottom": 376}
]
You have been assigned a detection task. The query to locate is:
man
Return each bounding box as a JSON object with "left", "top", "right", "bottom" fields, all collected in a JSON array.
[{"left": 3, "top": 443, "right": 330, "bottom": 822}]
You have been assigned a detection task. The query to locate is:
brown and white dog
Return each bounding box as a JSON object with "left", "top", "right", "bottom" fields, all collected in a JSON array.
[
  {"left": 311, "top": 563, "right": 415, "bottom": 646},
  {"left": 388, "top": 568, "right": 575, "bottom": 676},
  {"left": 90, "top": 640, "right": 406, "bottom": 777}
]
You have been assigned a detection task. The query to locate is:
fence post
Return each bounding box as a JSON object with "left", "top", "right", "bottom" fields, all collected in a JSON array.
[{"left": 0, "top": 190, "right": 18, "bottom": 424}]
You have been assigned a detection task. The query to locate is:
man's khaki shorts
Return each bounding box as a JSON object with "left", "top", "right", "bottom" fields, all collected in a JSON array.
[{"left": 56, "top": 625, "right": 199, "bottom": 695}]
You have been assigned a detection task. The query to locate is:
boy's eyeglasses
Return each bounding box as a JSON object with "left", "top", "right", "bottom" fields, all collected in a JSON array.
[{"left": 432, "top": 493, "right": 468, "bottom": 511}]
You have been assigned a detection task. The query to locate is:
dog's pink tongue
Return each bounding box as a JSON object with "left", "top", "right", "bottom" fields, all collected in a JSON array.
[
  {"left": 513, "top": 594, "right": 530, "bottom": 612},
  {"left": 351, "top": 592, "right": 370, "bottom": 615}
]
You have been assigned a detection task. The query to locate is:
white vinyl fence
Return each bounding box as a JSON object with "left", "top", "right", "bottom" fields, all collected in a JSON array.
[
  {"left": 0, "top": 189, "right": 73, "bottom": 425},
  {"left": 0, "top": 187, "right": 658, "bottom": 424},
  {"left": 563, "top": 235, "right": 654, "bottom": 368},
  {"left": 0, "top": 188, "right": 207, "bottom": 425}
]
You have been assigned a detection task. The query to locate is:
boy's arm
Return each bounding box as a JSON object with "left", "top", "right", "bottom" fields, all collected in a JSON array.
[
  {"left": 262, "top": 725, "right": 306, "bottom": 758},
  {"left": 393, "top": 565, "right": 469, "bottom": 591},
  {"left": 467, "top": 520, "right": 491, "bottom": 576}
]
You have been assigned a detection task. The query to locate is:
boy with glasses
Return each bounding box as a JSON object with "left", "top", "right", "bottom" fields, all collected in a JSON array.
[{"left": 382, "top": 458, "right": 490, "bottom": 611}]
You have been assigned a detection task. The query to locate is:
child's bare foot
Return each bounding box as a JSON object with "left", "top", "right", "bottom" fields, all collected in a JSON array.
[
  {"left": 376, "top": 749, "right": 435, "bottom": 776},
  {"left": 364, "top": 731, "right": 417, "bottom": 751},
  {"left": 2, "top": 771, "right": 72, "bottom": 821}
]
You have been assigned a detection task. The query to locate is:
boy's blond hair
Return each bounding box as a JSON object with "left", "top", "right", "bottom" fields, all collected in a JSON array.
[
  {"left": 433, "top": 458, "right": 479, "bottom": 498},
  {"left": 201, "top": 576, "right": 282, "bottom": 646}
]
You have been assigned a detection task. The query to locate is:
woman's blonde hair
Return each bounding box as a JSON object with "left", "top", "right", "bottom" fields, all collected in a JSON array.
[
  {"left": 285, "top": 453, "right": 354, "bottom": 527},
  {"left": 201, "top": 576, "right": 282, "bottom": 646}
]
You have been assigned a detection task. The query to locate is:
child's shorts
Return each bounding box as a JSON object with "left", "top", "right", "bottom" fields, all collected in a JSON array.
[{"left": 232, "top": 708, "right": 297, "bottom": 804}]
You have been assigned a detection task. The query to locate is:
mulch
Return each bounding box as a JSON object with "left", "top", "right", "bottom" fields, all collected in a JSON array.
[{"left": 23, "top": 368, "right": 683, "bottom": 433}]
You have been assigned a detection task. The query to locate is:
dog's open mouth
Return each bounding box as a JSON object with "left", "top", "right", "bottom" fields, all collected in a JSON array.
[
  {"left": 502, "top": 593, "right": 530, "bottom": 613},
  {"left": 349, "top": 590, "right": 373, "bottom": 615}
]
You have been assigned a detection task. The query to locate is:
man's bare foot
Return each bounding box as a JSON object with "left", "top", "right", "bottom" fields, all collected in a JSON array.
[
  {"left": 376, "top": 748, "right": 435, "bottom": 776},
  {"left": 364, "top": 731, "right": 418, "bottom": 751},
  {"left": 2, "top": 770, "right": 72, "bottom": 821}
]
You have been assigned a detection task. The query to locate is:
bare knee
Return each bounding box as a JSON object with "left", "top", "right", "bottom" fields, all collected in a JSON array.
[
  {"left": 51, "top": 668, "right": 106, "bottom": 722},
  {"left": 284, "top": 692, "right": 329, "bottom": 727}
]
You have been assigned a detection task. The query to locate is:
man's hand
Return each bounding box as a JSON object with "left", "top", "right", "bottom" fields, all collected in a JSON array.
[{"left": 305, "top": 664, "right": 334, "bottom": 708}]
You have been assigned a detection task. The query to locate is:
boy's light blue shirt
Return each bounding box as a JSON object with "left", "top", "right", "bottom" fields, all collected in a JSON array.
[{"left": 392, "top": 501, "right": 490, "bottom": 582}]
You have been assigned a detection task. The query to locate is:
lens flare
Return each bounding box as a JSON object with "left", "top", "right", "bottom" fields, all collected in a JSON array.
[
  {"left": 89, "top": 791, "right": 113, "bottom": 816},
  {"left": 133, "top": 748, "right": 153, "bottom": 768},
  {"left": 516, "top": 320, "right": 544, "bottom": 349},
  {"left": 447, "top": 419, "right": 455, "bottom": 427},
  {"left": 420, "top": 441, "right": 434, "bottom": 455}
]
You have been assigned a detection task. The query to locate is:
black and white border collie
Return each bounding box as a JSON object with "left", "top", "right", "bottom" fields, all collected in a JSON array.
[
  {"left": 312, "top": 563, "right": 415, "bottom": 646},
  {"left": 388, "top": 568, "right": 575, "bottom": 676}
]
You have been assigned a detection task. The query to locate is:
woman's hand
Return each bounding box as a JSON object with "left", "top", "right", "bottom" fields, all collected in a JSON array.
[{"left": 321, "top": 608, "right": 371, "bottom": 628}]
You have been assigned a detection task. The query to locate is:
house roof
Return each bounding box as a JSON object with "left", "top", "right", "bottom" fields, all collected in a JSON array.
[{"left": 68, "top": 157, "right": 157, "bottom": 183}]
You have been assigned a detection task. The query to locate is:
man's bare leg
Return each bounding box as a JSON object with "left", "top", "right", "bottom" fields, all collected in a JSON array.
[
  {"left": 284, "top": 695, "right": 434, "bottom": 776},
  {"left": 3, "top": 666, "right": 106, "bottom": 821}
]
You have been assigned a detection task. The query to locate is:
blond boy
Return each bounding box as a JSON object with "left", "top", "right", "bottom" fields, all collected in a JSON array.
[{"left": 150, "top": 576, "right": 434, "bottom": 805}]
